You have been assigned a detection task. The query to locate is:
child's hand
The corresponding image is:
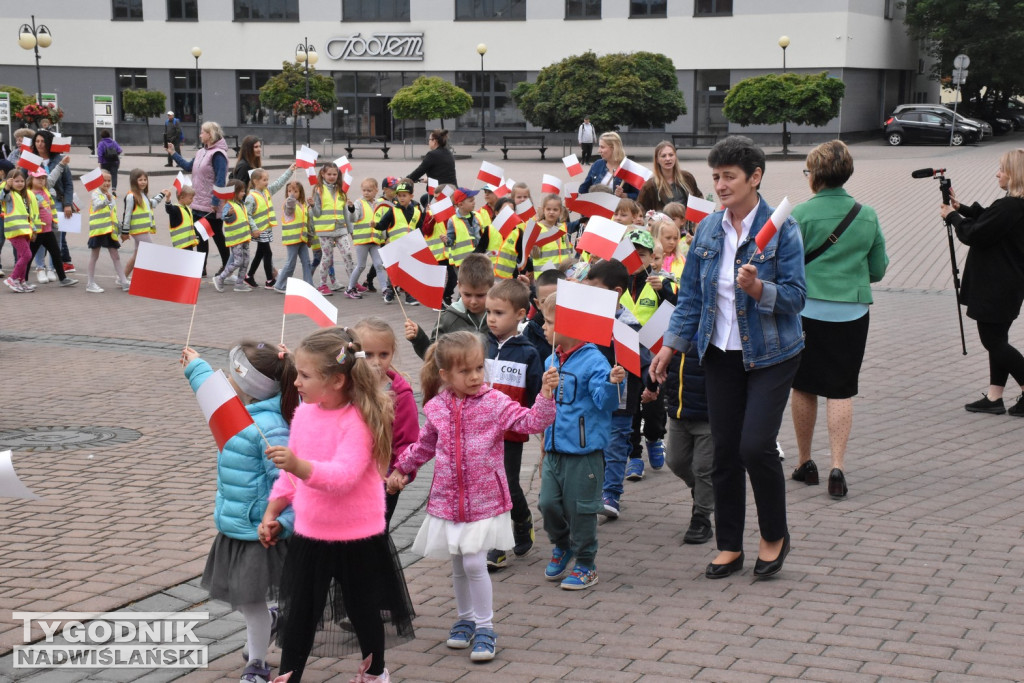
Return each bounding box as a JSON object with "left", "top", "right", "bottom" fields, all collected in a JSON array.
[
  {"left": 165, "top": 187, "right": 174, "bottom": 197},
  {"left": 181, "top": 346, "right": 200, "bottom": 366},
  {"left": 641, "top": 387, "right": 658, "bottom": 404},
  {"left": 60, "top": 155, "right": 70, "bottom": 166},
  {"left": 288, "top": 162, "right": 297, "bottom": 171},
  {"left": 251, "top": 230, "right": 260, "bottom": 239},
  {"left": 647, "top": 275, "right": 663, "bottom": 292},
  {"left": 403, "top": 319, "right": 419, "bottom": 340},
  {"left": 386, "top": 470, "right": 409, "bottom": 494},
  {"left": 609, "top": 365, "right": 626, "bottom": 385},
  {"left": 266, "top": 445, "right": 300, "bottom": 474},
  {"left": 541, "top": 366, "right": 559, "bottom": 398},
  {"left": 258, "top": 518, "right": 282, "bottom": 548}
]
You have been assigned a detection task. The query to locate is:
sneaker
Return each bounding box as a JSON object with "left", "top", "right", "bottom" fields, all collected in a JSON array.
[
  {"left": 405, "top": 293, "right": 420, "bottom": 306},
  {"left": 36, "top": 268, "right": 48, "bottom": 284},
  {"left": 544, "top": 547, "right": 574, "bottom": 581},
  {"left": 4, "top": 277, "right": 20, "bottom": 291},
  {"left": 9, "top": 280, "right": 27, "bottom": 293},
  {"left": 20, "top": 280, "right": 36, "bottom": 292},
  {"left": 1009, "top": 395, "right": 1024, "bottom": 417},
  {"left": 86, "top": 282, "right": 104, "bottom": 293},
  {"left": 239, "top": 659, "right": 271, "bottom": 683},
  {"left": 354, "top": 283, "right": 368, "bottom": 293},
  {"left": 965, "top": 394, "right": 1006, "bottom": 415},
  {"left": 265, "top": 278, "right": 276, "bottom": 289},
  {"left": 512, "top": 513, "right": 535, "bottom": 557},
  {"left": 63, "top": 262, "right": 75, "bottom": 273},
  {"left": 647, "top": 440, "right": 665, "bottom": 469},
  {"left": 120, "top": 278, "right": 131, "bottom": 291},
  {"left": 363, "top": 280, "right": 376, "bottom": 292},
  {"left": 224, "top": 274, "right": 238, "bottom": 285},
  {"left": 486, "top": 548, "right": 508, "bottom": 569},
  {"left": 0, "top": 268, "right": 5, "bottom": 277},
  {"left": 241, "top": 607, "right": 278, "bottom": 663},
  {"left": 329, "top": 280, "right": 344, "bottom": 291},
  {"left": 212, "top": 275, "right": 225, "bottom": 292},
  {"left": 234, "top": 283, "right": 254, "bottom": 292},
  {"left": 345, "top": 288, "right": 362, "bottom": 299},
  {"left": 46, "top": 269, "right": 58, "bottom": 282},
  {"left": 383, "top": 288, "right": 395, "bottom": 304},
  {"left": 317, "top": 284, "right": 334, "bottom": 296},
  {"left": 560, "top": 564, "right": 598, "bottom": 591},
  {"left": 599, "top": 494, "right": 620, "bottom": 519},
  {"left": 469, "top": 627, "right": 496, "bottom": 662},
  {"left": 59, "top": 277, "right": 78, "bottom": 287},
  {"left": 683, "top": 515, "right": 713, "bottom": 544},
  {"left": 243, "top": 275, "right": 258, "bottom": 288},
  {"left": 625, "top": 458, "right": 645, "bottom": 481},
  {"left": 445, "top": 619, "right": 476, "bottom": 649}
]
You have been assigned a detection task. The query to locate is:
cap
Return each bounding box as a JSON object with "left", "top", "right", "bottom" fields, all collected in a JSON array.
[
  {"left": 627, "top": 228, "right": 655, "bottom": 251},
  {"left": 167, "top": 111, "right": 174, "bottom": 116},
  {"left": 451, "top": 187, "right": 479, "bottom": 204},
  {"left": 394, "top": 181, "right": 413, "bottom": 194},
  {"left": 0, "top": 159, "right": 14, "bottom": 174},
  {"left": 481, "top": 184, "right": 497, "bottom": 193},
  {"left": 381, "top": 176, "right": 400, "bottom": 189},
  {"left": 29, "top": 168, "right": 46, "bottom": 178}
]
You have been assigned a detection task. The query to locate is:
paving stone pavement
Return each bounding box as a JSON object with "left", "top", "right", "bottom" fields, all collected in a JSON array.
[{"left": 3, "top": 135, "right": 1024, "bottom": 681}]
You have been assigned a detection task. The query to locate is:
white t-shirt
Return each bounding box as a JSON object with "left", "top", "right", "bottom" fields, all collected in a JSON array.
[{"left": 710, "top": 203, "right": 759, "bottom": 352}]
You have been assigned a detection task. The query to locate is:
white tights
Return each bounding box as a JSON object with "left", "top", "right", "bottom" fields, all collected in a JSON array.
[
  {"left": 87, "top": 247, "right": 126, "bottom": 286},
  {"left": 451, "top": 550, "right": 493, "bottom": 629},
  {"left": 237, "top": 601, "right": 272, "bottom": 664}
]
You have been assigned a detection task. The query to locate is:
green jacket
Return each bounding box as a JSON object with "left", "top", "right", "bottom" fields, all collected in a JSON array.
[
  {"left": 410, "top": 300, "right": 487, "bottom": 359},
  {"left": 791, "top": 187, "right": 888, "bottom": 304}
]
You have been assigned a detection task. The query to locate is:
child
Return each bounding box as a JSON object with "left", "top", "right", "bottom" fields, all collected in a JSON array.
[
  {"left": 651, "top": 216, "right": 686, "bottom": 304},
  {"left": 245, "top": 164, "right": 295, "bottom": 289},
  {"left": 164, "top": 184, "right": 199, "bottom": 250},
  {"left": 1, "top": 168, "right": 40, "bottom": 293},
  {"left": 182, "top": 342, "right": 299, "bottom": 683},
  {"left": 213, "top": 180, "right": 254, "bottom": 293},
  {"left": 613, "top": 198, "right": 643, "bottom": 227},
  {"left": 445, "top": 187, "right": 483, "bottom": 280},
  {"left": 484, "top": 196, "right": 524, "bottom": 281},
  {"left": 347, "top": 178, "right": 388, "bottom": 300},
  {"left": 85, "top": 170, "right": 129, "bottom": 294},
  {"left": 261, "top": 327, "right": 415, "bottom": 683},
  {"left": 364, "top": 176, "right": 399, "bottom": 292},
  {"left": 538, "top": 293, "right": 625, "bottom": 589},
  {"left": 353, "top": 317, "right": 419, "bottom": 531},
  {"left": 481, "top": 280, "right": 545, "bottom": 569},
  {"left": 478, "top": 184, "right": 498, "bottom": 222},
  {"left": 521, "top": 267, "right": 565, "bottom": 360},
  {"left": 122, "top": 169, "right": 166, "bottom": 279},
  {"left": 532, "top": 194, "right": 571, "bottom": 272},
  {"left": 405, "top": 253, "right": 493, "bottom": 359},
  {"left": 388, "top": 331, "right": 558, "bottom": 661},
  {"left": 28, "top": 166, "right": 76, "bottom": 287},
  {"left": 311, "top": 162, "right": 354, "bottom": 295},
  {"left": 0, "top": 158, "right": 13, "bottom": 278},
  {"left": 376, "top": 180, "right": 423, "bottom": 306},
  {"left": 273, "top": 181, "right": 313, "bottom": 292}
]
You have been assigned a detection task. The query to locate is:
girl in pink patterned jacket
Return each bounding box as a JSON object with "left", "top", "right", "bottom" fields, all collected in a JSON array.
[{"left": 388, "top": 331, "right": 558, "bottom": 663}]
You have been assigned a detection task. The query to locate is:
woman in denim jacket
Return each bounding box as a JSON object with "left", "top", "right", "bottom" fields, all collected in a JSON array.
[{"left": 651, "top": 136, "right": 805, "bottom": 581}]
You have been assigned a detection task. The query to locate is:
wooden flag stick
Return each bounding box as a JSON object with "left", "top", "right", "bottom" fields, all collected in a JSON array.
[
  {"left": 255, "top": 419, "right": 299, "bottom": 488},
  {"left": 280, "top": 313, "right": 287, "bottom": 347},
  {"left": 396, "top": 287, "right": 408, "bottom": 319},
  {"left": 184, "top": 303, "right": 198, "bottom": 350}
]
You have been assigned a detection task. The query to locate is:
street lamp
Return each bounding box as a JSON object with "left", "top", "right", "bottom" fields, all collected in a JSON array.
[
  {"left": 191, "top": 46, "right": 202, "bottom": 147},
  {"left": 778, "top": 35, "right": 790, "bottom": 155},
  {"left": 477, "top": 43, "right": 488, "bottom": 152},
  {"left": 18, "top": 16, "right": 53, "bottom": 105},
  {"left": 295, "top": 39, "right": 318, "bottom": 148}
]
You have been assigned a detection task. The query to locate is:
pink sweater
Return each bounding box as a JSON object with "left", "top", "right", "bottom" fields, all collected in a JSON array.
[{"left": 269, "top": 401, "right": 384, "bottom": 541}]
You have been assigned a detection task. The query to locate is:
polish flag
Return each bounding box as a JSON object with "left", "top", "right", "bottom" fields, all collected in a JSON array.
[
  {"left": 565, "top": 181, "right": 580, "bottom": 200},
  {"left": 515, "top": 199, "right": 536, "bottom": 222},
  {"left": 577, "top": 216, "right": 627, "bottom": 260},
  {"left": 615, "top": 157, "right": 653, "bottom": 189},
  {"left": 17, "top": 151, "right": 43, "bottom": 173},
  {"left": 541, "top": 175, "right": 563, "bottom": 196},
  {"left": 19, "top": 136, "right": 33, "bottom": 152},
  {"left": 567, "top": 192, "right": 620, "bottom": 219},
  {"left": 341, "top": 170, "right": 353, "bottom": 195},
  {"left": 306, "top": 166, "right": 319, "bottom": 186},
  {"left": 284, "top": 277, "right": 338, "bottom": 328},
  {"left": 194, "top": 216, "right": 214, "bottom": 242},
  {"left": 554, "top": 279, "right": 617, "bottom": 347},
  {"left": 295, "top": 145, "right": 319, "bottom": 169},
  {"left": 429, "top": 196, "right": 456, "bottom": 224},
  {"left": 613, "top": 320, "right": 642, "bottom": 377},
  {"left": 493, "top": 177, "right": 515, "bottom": 199},
  {"left": 213, "top": 186, "right": 235, "bottom": 201},
  {"left": 535, "top": 223, "right": 566, "bottom": 248},
  {"left": 639, "top": 301, "right": 676, "bottom": 354},
  {"left": 685, "top": 195, "right": 716, "bottom": 224},
  {"left": 436, "top": 184, "right": 455, "bottom": 202},
  {"left": 517, "top": 219, "right": 541, "bottom": 269},
  {"left": 563, "top": 154, "right": 583, "bottom": 177},
  {"left": 196, "top": 369, "right": 255, "bottom": 451},
  {"left": 81, "top": 167, "right": 105, "bottom": 192},
  {"left": 50, "top": 136, "right": 72, "bottom": 153},
  {"left": 128, "top": 241, "right": 204, "bottom": 305},
  {"left": 333, "top": 155, "right": 352, "bottom": 174},
  {"left": 492, "top": 205, "right": 520, "bottom": 241},
  {"left": 426, "top": 177, "right": 438, "bottom": 196},
  {"left": 173, "top": 171, "right": 191, "bottom": 193},
  {"left": 380, "top": 229, "right": 437, "bottom": 268},
  {"left": 612, "top": 238, "right": 644, "bottom": 275},
  {"left": 477, "top": 161, "right": 504, "bottom": 186},
  {"left": 390, "top": 254, "right": 447, "bottom": 310},
  {"left": 755, "top": 197, "right": 793, "bottom": 253}
]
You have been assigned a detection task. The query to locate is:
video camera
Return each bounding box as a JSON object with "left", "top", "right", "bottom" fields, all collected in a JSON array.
[{"left": 912, "top": 167, "right": 952, "bottom": 204}]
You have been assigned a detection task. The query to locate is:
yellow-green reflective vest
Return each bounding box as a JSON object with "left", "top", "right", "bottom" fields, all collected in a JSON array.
[
  {"left": 129, "top": 196, "right": 155, "bottom": 235},
  {"left": 313, "top": 187, "right": 345, "bottom": 234},
  {"left": 388, "top": 205, "right": 420, "bottom": 243},
  {"left": 281, "top": 204, "right": 309, "bottom": 246},
  {"left": 223, "top": 200, "right": 251, "bottom": 247},
  {"left": 448, "top": 214, "right": 477, "bottom": 266},
  {"left": 620, "top": 280, "right": 659, "bottom": 326},
  {"left": 88, "top": 193, "right": 117, "bottom": 239},
  {"left": 351, "top": 198, "right": 377, "bottom": 245},
  {"left": 170, "top": 205, "right": 198, "bottom": 249},
  {"left": 4, "top": 191, "right": 36, "bottom": 239}
]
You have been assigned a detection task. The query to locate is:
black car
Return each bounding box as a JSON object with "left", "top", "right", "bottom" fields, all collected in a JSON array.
[
  {"left": 964, "top": 99, "right": 1024, "bottom": 131},
  {"left": 883, "top": 108, "right": 983, "bottom": 146}
]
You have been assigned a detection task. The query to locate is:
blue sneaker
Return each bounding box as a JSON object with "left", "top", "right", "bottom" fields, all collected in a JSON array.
[
  {"left": 598, "top": 494, "right": 620, "bottom": 519},
  {"left": 647, "top": 440, "right": 665, "bottom": 470},
  {"left": 469, "top": 627, "right": 496, "bottom": 662},
  {"left": 544, "top": 547, "right": 574, "bottom": 581},
  {"left": 445, "top": 619, "right": 476, "bottom": 649},
  {"left": 625, "top": 458, "right": 645, "bottom": 481},
  {"left": 560, "top": 564, "right": 599, "bottom": 591}
]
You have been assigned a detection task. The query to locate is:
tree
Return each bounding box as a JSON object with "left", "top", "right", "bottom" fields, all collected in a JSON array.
[
  {"left": 121, "top": 89, "right": 167, "bottom": 153},
  {"left": 511, "top": 51, "right": 686, "bottom": 132},
  {"left": 723, "top": 72, "right": 846, "bottom": 127},
  {"left": 389, "top": 76, "right": 473, "bottom": 129},
  {"left": 260, "top": 61, "right": 337, "bottom": 152},
  {"left": 0, "top": 85, "right": 35, "bottom": 119},
  {"left": 902, "top": 0, "right": 1024, "bottom": 104}
]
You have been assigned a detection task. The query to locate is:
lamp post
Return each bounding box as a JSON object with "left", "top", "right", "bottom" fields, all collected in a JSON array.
[
  {"left": 778, "top": 35, "right": 790, "bottom": 156},
  {"left": 18, "top": 16, "right": 53, "bottom": 105},
  {"left": 295, "top": 39, "right": 318, "bottom": 148},
  {"left": 191, "top": 46, "right": 202, "bottom": 147},
  {"left": 477, "top": 43, "right": 488, "bottom": 152}
]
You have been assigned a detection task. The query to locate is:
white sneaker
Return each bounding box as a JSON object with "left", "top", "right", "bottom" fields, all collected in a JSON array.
[
  {"left": 329, "top": 280, "right": 344, "bottom": 291},
  {"left": 224, "top": 274, "right": 238, "bottom": 284},
  {"left": 4, "top": 276, "right": 19, "bottom": 291},
  {"left": 86, "top": 282, "right": 104, "bottom": 293},
  {"left": 36, "top": 268, "right": 48, "bottom": 284},
  {"left": 20, "top": 280, "right": 36, "bottom": 292},
  {"left": 120, "top": 278, "right": 131, "bottom": 292},
  {"left": 46, "top": 269, "right": 58, "bottom": 282}
]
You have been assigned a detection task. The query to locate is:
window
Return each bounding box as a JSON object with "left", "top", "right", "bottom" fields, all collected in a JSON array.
[
  {"left": 343, "top": 0, "right": 410, "bottom": 21},
  {"left": 233, "top": 0, "right": 299, "bottom": 21},
  {"left": 630, "top": 0, "right": 666, "bottom": 18},
  {"left": 884, "top": 0, "right": 895, "bottom": 19},
  {"left": 237, "top": 71, "right": 285, "bottom": 125},
  {"left": 455, "top": 0, "right": 526, "bottom": 21},
  {"left": 565, "top": 0, "right": 600, "bottom": 19},
  {"left": 455, "top": 71, "right": 528, "bottom": 130},
  {"left": 117, "top": 69, "right": 148, "bottom": 122},
  {"left": 171, "top": 69, "right": 202, "bottom": 125},
  {"left": 112, "top": 0, "right": 143, "bottom": 20},
  {"left": 167, "top": 0, "right": 198, "bottom": 20},
  {"left": 694, "top": 0, "right": 731, "bottom": 17}
]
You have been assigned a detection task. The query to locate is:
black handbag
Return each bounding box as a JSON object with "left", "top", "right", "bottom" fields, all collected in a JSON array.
[{"left": 804, "top": 202, "right": 862, "bottom": 265}]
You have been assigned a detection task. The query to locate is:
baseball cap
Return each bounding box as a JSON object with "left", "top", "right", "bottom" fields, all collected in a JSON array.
[
  {"left": 481, "top": 184, "right": 497, "bottom": 193},
  {"left": 0, "top": 159, "right": 15, "bottom": 174},
  {"left": 627, "top": 228, "right": 655, "bottom": 252},
  {"left": 394, "top": 181, "right": 413, "bottom": 194},
  {"left": 29, "top": 168, "right": 46, "bottom": 178},
  {"left": 167, "top": 111, "right": 174, "bottom": 116},
  {"left": 451, "top": 187, "right": 479, "bottom": 204},
  {"left": 381, "top": 176, "right": 400, "bottom": 189}
]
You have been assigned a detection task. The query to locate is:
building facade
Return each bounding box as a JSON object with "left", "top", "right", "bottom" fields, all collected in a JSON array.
[{"left": 0, "top": 0, "right": 933, "bottom": 148}]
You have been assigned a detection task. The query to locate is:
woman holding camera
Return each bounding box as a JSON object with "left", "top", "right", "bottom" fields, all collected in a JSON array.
[{"left": 941, "top": 148, "right": 1024, "bottom": 416}]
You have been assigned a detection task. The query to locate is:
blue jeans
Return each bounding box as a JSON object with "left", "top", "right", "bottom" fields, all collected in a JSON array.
[
  {"left": 603, "top": 413, "right": 634, "bottom": 500},
  {"left": 274, "top": 243, "right": 312, "bottom": 291}
]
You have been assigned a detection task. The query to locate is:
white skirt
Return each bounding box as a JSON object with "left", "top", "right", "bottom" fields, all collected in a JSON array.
[{"left": 411, "top": 512, "right": 515, "bottom": 560}]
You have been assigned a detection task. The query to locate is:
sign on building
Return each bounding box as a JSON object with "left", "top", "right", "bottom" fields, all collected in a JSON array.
[{"left": 326, "top": 33, "right": 424, "bottom": 61}]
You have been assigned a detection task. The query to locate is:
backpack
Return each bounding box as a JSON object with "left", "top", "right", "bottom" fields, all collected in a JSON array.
[{"left": 102, "top": 143, "right": 119, "bottom": 163}]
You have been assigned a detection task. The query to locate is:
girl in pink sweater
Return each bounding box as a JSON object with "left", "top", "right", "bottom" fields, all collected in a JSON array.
[
  {"left": 261, "top": 327, "right": 414, "bottom": 683},
  {"left": 388, "top": 331, "right": 558, "bottom": 663}
]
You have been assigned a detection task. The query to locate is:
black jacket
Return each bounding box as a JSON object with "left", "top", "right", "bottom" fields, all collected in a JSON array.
[
  {"left": 663, "top": 347, "right": 708, "bottom": 422},
  {"left": 948, "top": 196, "right": 1024, "bottom": 322},
  {"left": 408, "top": 147, "right": 457, "bottom": 186}
]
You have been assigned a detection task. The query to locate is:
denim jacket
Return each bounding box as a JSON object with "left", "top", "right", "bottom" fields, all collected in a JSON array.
[{"left": 663, "top": 196, "right": 806, "bottom": 369}]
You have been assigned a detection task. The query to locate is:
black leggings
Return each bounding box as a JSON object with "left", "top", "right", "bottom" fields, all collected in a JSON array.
[
  {"left": 247, "top": 241, "right": 274, "bottom": 280},
  {"left": 977, "top": 320, "right": 1024, "bottom": 388},
  {"left": 195, "top": 212, "right": 229, "bottom": 276},
  {"left": 628, "top": 391, "right": 667, "bottom": 460},
  {"left": 503, "top": 440, "right": 530, "bottom": 523},
  {"left": 29, "top": 233, "right": 67, "bottom": 281}
]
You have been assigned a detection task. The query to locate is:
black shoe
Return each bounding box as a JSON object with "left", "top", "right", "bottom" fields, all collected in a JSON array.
[
  {"left": 405, "top": 293, "right": 420, "bottom": 306},
  {"left": 753, "top": 534, "right": 790, "bottom": 578},
  {"left": 243, "top": 275, "right": 258, "bottom": 288},
  {"left": 683, "top": 515, "right": 713, "bottom": 545},
  {"left": 512, "top": 514, "right": 535, "bottom": 557},
  {"left": 1008, "top": 395, "right": 1024, "bottom": 417},
  {"left": 792, "top": 460, "right": 819, "bottom": 485},
  {"left": 965, "top": 395, "right": 1006, "bottom": 414},
  {"left": 828, "top": 468, "right": 848, "bottom": 498},
  {"left": 164, "top": 163, "right": 173, "bottom": 167},
  {"left": 705, "top": 552, "right": 743, "bottom": 579},
  {"left": 363, "top": 280, "right": 376, "bottom": 292}
]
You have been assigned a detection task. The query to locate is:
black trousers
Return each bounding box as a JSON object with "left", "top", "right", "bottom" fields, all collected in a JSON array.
[
  {"left": 977, "top": 320, "right": 1024, "bottom": 387},
  {"left": 247, "top": 241, "right": 274, "bottom": 280},
  {"left": 503, "top": 440, "right": 530, "bottom": 524},
  {"left": 28, "top": 233, "right": 67, "bottom": 281},
  {"left": 702, "top": 347, "right": 799, "bottom": 552},
  {"left": 580, "top": 143, "right": 594, "bottom": 165},
  {"left": 628, "top": 391, "right": 667, "bottom": 460},
  {"left": 195, "top": 211, "right": 229, "bottom": 276}
]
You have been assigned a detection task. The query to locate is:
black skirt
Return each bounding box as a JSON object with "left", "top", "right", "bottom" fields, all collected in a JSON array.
[
  {"left": 792, "top": 313, "right": 870, "bottom": 399},
  {"left": 87, "top": 233, "right": 120, "bottom": 249},
  {"left": 201, "top": 532, "right": 287, "bottom": 607}
]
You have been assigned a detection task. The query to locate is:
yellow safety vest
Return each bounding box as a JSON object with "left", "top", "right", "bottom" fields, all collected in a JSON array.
[
  {"left": 388, "top": 205, "right": 420, "bottom": 243},
  {"left": 3, "top": 191, "right": 36, "bottom": 239},
  {"left": 533, "top": 221, "right": 571, "bottom": 270},
  {"left": 620, "top": 280, "right": 660, "bottom": 326},
  {"left": 223, "top": 200, "right": 251, "bottom": 247},
  {"left": 313, "top": 186, "right": 345, "bottom": 234},
  {"left": 248, "top": 190, "right": 272, "bottom": 232},
  {"left": 262, "top": 188, "right": 277, "bottom": 227},
  {"left": 448, "top": 214, "right": 478, "bottom": 267},
  {"left": 662, "top": 254, "right": 685, "bottom": 295},
  {"left": 488, "top": 222, "right": 521, "bottom": 280},
  {"left": 129, "top": 196, "right": 155, "bottom": 235},
  {"left": 169, "top": 204, "right": 198, "bottom": 249},
  {"left": 33, "top": 188, "right": 54, "bottom": 232},
  {"left": 281, "top": 204, "right": 309, "bottom": 246},
  {"left": 424, "top": 219, "right": 448, "bottom": 262},
  {"left": 351, "top": 198, "right": 377, "bottom": 245},
  {"left": 88, "top": 193, "right": 118, "bottom": 240}
]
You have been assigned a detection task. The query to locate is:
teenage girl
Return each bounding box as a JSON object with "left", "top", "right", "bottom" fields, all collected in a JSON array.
[
  {"left": 214, "top": 180, "right": 254, "bottom": 293},
  {"left": 1, "top": 168, "right": 40, "bottom": 292},
  {"left": 261, "top": 327, "right": 415, "bottom": 683},
  {"left": 273, "top": 180, "right": 313, "bottom": 291},
  {"left": 310, "top": 162, "right": 354, "bottom": 295},
  {"left": 182, "top": 342, "right": 299, "bottom": 683},
  {"left": 122, "top": 169, "right": 166, "bottom": 279},
  {"left": 244, "top": 164, "right": 295, "bottom": 289},
  {"left": 388, "top": 331, "right": 558, "bottom": 662},
  {"left": 85, "top": 170, "right": 129, "bottom": 294},
  {"left": 532, "top": 194, "right": 571, "bottom": 272},
  {"left": 28, "top": 167, "right": 76, "bottom": 287}
]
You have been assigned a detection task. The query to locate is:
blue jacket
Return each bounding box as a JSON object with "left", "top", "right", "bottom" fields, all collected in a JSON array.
[
  {"left": 578, "top": 158, "right": 639, "bottom": 200},
  {"left": 664, "top": 346, "right": 708, "bottom": 422},
  {"left": 544, "top": 343, "right": 619, "bottom": 454},
  {"left": 186, "top": 358, "right": 294, "bottom": 541},
  {"left": 663, "top": 196, "right": 806, "bottom": 369}
]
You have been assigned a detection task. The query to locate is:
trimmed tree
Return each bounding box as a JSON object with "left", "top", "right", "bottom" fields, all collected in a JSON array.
[
  {"left": 260, "top": 61, "right": 337, "bottom": 152},
  {"left": 723, "top": 72, "right": 846, "bottom": 128},
  {"left": 389, "top": 76, "right": 473, "bottom": 130},
  {"left": 121, "top": 89, "right": 168, "bottom": 153},
  {"left": 512, "top": 51, "right": 686, "bottom": 132}
]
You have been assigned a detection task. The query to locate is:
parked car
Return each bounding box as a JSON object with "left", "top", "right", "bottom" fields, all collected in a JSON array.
[
  {"left": 891, "top": 104, "right": 993, "bottom": 138},
  {"left": 963, "top": 99, "right": 1024, "bottom": 131},
  {"left": 883, "top": 108, "right": 983, "bottom": 146},
  {"left": 951, "top": 104, "right": 1013, "bottom": 135}
]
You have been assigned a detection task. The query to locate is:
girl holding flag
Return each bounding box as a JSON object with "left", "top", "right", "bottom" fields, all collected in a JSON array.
[
  {"left": 1, "top": 168, "right": 40, "bottom": 292},
  {"left": 310, "top": 162, "right": 354, "bottom": 296},
  {"left": 85, "top": 170, "right": 130, "bottom": 294},
  {"left": 122, "top": 169, "right": 166, "bottom": 280}
]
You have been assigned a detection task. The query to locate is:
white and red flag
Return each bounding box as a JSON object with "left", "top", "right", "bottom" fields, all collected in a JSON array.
[
  {"left": 173, "top": 171, "right": 191, "bottom": 193},
  {"left": 639, "top": 300, "right": 676, "bottom": 354},
  {"left": 554, "top": 279, "right": 617, "bottom": 347},
  {"left": 213, "top": 186, "right": 235, "bottom": 201},
  {"left": 380, "top": 229, "right": 437, "bottom": 268},
  {"left": 284, "top": 277, "right": 338, "bottom": 328},
  {"left": 435, "top": 184, "right": 455, "bottom": 202},
  {"left": 541, "top": 174, "right": 563, "bottom": 196},
  {"left": 563, "top": 154, "right": 583, "bottom": 177},
  {"left": 615, "top": 157, "right": 653, "bottom": 189},
  {"left": 477, "top": 161, "right": 504, "bottom": 186},
  {"left": 426, "top": 177, "right": 438, "bottom": 196},
  {"left": 577, "top": 216, "right": 627, "bottom": 261},
  {"left": 128, "top": 241, "right": 204, "bottom": 305},
  {"left": 612, "top": 320, "right": 642, "bottom": 377},
  {"left": 341, "top": 170, "right": 353, "bottom": 195},
  {"left": 567, "top": 191, "right": 620, "bottom": 219},
  {"left": 50, "top": 136, "right": 71, "bottom": 153},
  {"left": 429, "top": 195, "right": 456, "bottom": 224},
  {"left": 19, "top": 136, "right": 33, "bottom": 153},
  {"left": 518, "top": 219, "right": 542, "bottom": 269},
  {"left": 81, "top": 167, "right": 105, "bottom": 192},
  {"left": 492, "top": 205, "right": 521, "bottom": 241},
  {"left": 493, "top": 178, "right": 515, "bottom": 199},
  {"left": 196, "top": 369, "right": 255, "bottom": 450},
  {"left": 754, "top": 197, "right": 793, "bottom": 253},
  {"left": 685, "top": 195, "right": 716, "bottom": 224},
  {"left": 612, "top": 238, "right": 644, "bottom": 275},
  {"left": 295, "top": 145, "right": 319, "bottom": 169},
  {"left": 305, "top": 166, "right": 318, "bottom": 186},
  {"left": 333, "top": 155, "right": 352, "bottom": 174},
  {"left": 390, "top": 254, "right": 447, "bottom": 309},
  {"left": 515, "top": 199, "right": 536, "bottom": 222},
  {"left": 17, "top": 151, "right": 42, "bottom": 174}
]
